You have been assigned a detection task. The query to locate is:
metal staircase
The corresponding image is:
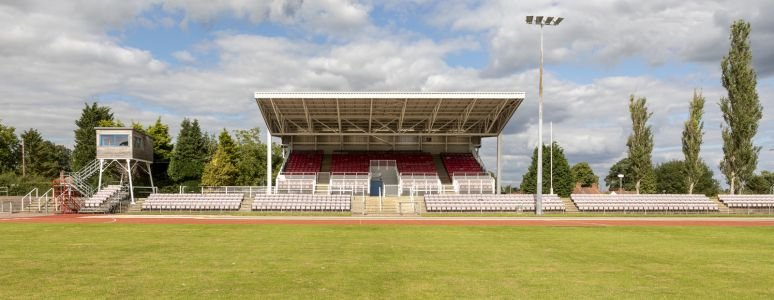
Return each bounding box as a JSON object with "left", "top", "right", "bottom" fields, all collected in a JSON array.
[{"left": 65, "top": 159, "right": 101, "bottom": 198}]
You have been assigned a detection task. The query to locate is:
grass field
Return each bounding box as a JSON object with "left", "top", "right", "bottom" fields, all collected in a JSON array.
[{"left": 1, "top": 224, "right": 773, "bottom": 299}]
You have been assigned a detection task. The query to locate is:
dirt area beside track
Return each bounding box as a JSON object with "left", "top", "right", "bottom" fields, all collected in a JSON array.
[{"left": 2, "top": 214, "right": 774, "bottom": 227}]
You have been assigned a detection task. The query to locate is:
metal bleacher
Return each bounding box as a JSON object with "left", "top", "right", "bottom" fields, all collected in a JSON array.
[
  {"left": 424, "top": 194, "right": 565, "bottom": 212},
  {"left": 252, "top": 194, "right": 351, "bottom": 211},
  {"left": 571, "top": 194, "right": 718, "bottom": 213},
  {"left": 142, "top": 193, "right": 243, "bottom": 211}
]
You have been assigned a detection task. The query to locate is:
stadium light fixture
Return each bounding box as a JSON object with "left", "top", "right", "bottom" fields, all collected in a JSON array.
[{"left": 526, "top": 15, "right": 563, "bottom": 215}]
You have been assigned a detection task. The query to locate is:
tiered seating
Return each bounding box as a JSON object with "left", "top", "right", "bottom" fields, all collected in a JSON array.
[
  {"left": 424, "top": 194, "right": 565, "bottom": 212},
  {"left": 718, "top": 195, "right": 774, "bottom": 208},
  {"left": 252, "top": 194, "right": 351, "bottom": 211},
  {"left": 141, "top": 193, "right": 243, "bottom": 210},
  {"left": 275, "top": 173, "right": 316, "bottom": 194},
  {"left": 452, "top": 173, "right": 495, "bottom": 194},
  {"left": 571, "top": 194, "right": 718, "bottom": 212},
  {"left": 399, "top": 173, "right": 441, "bottom": 195},
  {"left": 442, "top": 153, "right": 483, "bottom": 175},
  {"left": 283, "top": 150, "right": 323, "bottom": 173},
  {"left": 331, "top": 151, "right": 436, "bottom": 173},
  {"left": 84, "top": 185, "right": 121, "bottom": 208},
  {"left": 330, "top": 173, "right": 369, "bottom": 194}
]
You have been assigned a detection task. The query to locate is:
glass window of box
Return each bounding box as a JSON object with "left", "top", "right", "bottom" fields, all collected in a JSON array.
[{"left": 99, "top": 134, "right": 130, "bottom": 147}]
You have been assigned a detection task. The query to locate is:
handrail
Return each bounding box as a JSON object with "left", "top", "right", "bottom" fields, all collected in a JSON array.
[
  {"left": 35, "top": 188, "right": 54, "bottom": 213},
  {"left": 21, "top": 188, "right": 39, "bottom": 210}
]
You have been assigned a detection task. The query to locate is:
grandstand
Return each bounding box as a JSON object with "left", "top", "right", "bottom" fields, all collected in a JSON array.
[{"left": 256, "top": 92, "right": 524, "bottom": 213}]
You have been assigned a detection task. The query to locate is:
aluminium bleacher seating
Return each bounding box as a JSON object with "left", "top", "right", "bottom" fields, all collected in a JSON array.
[
  {"left": 141, "top": 193, "right": 243, "bottom": 211},
  {"left": 718, "top": 194, "right": 774, "bottom": 208},
  {"left": 252, "top": 194, "right": 351, "bottom": 211},
  {"left": 423, "top": 194, "right": 565, "bottom": 212},
  {"left": 570, "top": 194, "right": 718, "bottom": 213},
  {"left": 84, "top": 185, "right": 122, "bottom": 208}
]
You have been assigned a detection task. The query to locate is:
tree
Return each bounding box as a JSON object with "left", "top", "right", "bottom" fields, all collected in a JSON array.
[
  {"left": 719, "top": 20, "right": 763, "bottom": 194},
  {"left": 19, "top": 129, "right": 70, "bottom": 177},
  {"left": 570, "top": 162, "right": 598, "bottom": 187},
  {"left": 0, "top": 120, "right": 20, "bottom": 173},
  {"left": 604, "top": 158, "right": 657, "bottom": 193},
  {"left": 655, "top": 160, "right": 720, "bottom": 196},
  {"left": 72, "top": 103, "right": 114, "bottom": 170},
  {"left": 520, "top": 142, "right": 574, "bottom": 197},
  {"left": 144, "top": 117, "right": 174, "bottom": 187},
  {"left": 168, "top": 118, "right": 207, "bottom": 183},
  {"left": 745, "top": 171, "right": 774, "bottom": 194},
  {"left": 201, "top": 147, "right": 238, "bottom": 186},
  {"left": 232, "top": 128, "right": 283, "bottom": 186},
  {"left": 626, "top": 95, "right": 654, "bottom": 194},
  {"left": 682, "top": 90, "right": 705, "bottom": 194},
  {"left": 218, "top": 129, "right": 237, "bottom": 164}
]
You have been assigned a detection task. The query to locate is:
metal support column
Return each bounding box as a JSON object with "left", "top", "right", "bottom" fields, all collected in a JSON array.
[
  {"left": 496, "top": 134, "right": 502, "bottom": 194},
  {"left": 126, "top": 159, "right": 135, "bottom": 204},
  {"left": 146, "top": 162, "right": 154, "bottom": 190},
  {"left": 97, "top": 159, "right": 104, "bottom": 190},
  {"left": 267, "top": 130, "right": 272, "bottom": 195}
]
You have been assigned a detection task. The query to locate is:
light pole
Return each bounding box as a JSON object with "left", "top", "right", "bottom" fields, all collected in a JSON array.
[
  {"left": 617, "top": 173, "right": 624, "bottom": 193},
  {"left": 526, "top": 15, "right": 563, "bottom": 215}
]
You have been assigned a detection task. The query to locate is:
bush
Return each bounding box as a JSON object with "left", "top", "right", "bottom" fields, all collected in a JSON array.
[{"left": 0, "top": 172, "right": 53, "bottom": 195}]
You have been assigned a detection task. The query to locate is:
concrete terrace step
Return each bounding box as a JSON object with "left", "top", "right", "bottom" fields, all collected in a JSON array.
[{"left": 561, "top": 197, "right": 579, "bottom": 213}]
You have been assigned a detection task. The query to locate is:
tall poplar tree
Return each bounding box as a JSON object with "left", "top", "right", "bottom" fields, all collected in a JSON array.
[
  {"left": 719, "top": 20, "right": 763, "bottom": 194},
  {"left": 626, "top": 95, "right": 654, "bottom": 194},
  {"left": 72, "top": 102, "right": 114, "bottom": 170},
  {"left": 168, "top": 118, "right": 207, "bottom": 183},
  {"left": 682, "top": 90, "right": 705, "bottom": 194}
]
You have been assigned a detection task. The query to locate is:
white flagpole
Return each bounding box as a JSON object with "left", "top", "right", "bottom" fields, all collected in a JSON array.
[{"left": 550, "top": 121, "right": 553, "bottom": 195}]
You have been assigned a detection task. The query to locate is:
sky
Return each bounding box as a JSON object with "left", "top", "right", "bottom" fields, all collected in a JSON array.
[{"left": 0, "top": 0, "right": 772, "bottom": 189}]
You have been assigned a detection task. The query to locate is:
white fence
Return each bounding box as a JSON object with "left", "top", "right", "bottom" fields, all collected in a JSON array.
[
  {"left": 330, "top": 172, "right": 370, "bottom": 195},
  {"left": 452, "top": 172, "right": 495, "bottom": 194}
]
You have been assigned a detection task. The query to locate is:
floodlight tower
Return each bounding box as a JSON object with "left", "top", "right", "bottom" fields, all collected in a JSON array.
[{"left": 526, "top": 15, "right": 563, "bottom": 215}]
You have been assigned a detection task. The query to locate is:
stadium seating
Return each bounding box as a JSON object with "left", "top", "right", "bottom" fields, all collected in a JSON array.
[
  {"left": 399, "top": 173, "right": 441, "bottom": 195},
  {"left": 571, "top": 194, "right": 718, "bottom": 212},
  {"left": 252, "top": 194, "right": 351, "bottom": 211},
  {"left": 283, "top": 150, "right": 323, "bottom": 173},
  {"left": 718, "top": 194, "right": 774, "bottom": 208},
  {"left": 84, "top": 185, "right": 122, "bottom": 208},
  {"left": 142, "top": 193, "right": 243, "bottom": 211},
  {"left": 331, "top": 151, "right": 436, "bottom": 173},
  {"left": 424, "top": 194, "right": 565, "bottom": 212},
  {"left": 441, "top": 153, "right": 483, "bottom": 175},
  {"left": 330, "top": 173, "right": 369, "bottom": 194},
  {"left": 275, "top": 173, "right": 316, "bottom": 194},
  {"left": 452, "top": 173, "right": 495, "bottom": 194}
]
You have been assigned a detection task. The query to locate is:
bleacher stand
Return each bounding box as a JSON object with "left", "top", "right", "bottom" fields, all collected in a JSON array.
[
  {"left": 252, "top": 194, "right": 351, "bottom": 211},
  {"left": 571, "top": 194, "right": 718, "bottom": 213},
  {"left": 331, "top": 151, "right": 435, "bottom": 173},
  {"left": 330, "top": 173, "right": 369, "bottom": 194},
  {"left": 424, "top": 194, "right": 565, "bottom": 212},
  {"left": 283, "top": 150, "right": 323, "bottom": 173},
  {"left": 84, "top": 185, "right": 122, "bottom": 208},
  {"left": 442, "top": 153, "right": 483, "bottom": 174},
  {"left": 275, "top": 173, "right": 317, "bottom": 194},
  {"left": 718, "top": 194, "right": 774, "bottom": 209},
  {"left": 399, "top": 173, "right": 441, "bottom": 195},
  {"left": 452, "top": 173, "right": 495, "bottom": 194},
  {"left": 142, "top": 193, "right": 243, "bottom": 211}
]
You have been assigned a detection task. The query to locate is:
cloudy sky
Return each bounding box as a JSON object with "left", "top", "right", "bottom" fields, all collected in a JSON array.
[{"left": 1, "top": 0, "right": 772, "bottom": 188}]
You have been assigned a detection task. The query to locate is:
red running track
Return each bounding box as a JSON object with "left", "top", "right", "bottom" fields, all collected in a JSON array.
[{"left": 2, "top": 214, "right": 774, "bottom": 227}]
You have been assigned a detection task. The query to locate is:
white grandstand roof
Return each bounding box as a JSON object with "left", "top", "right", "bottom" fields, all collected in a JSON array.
[{"left": 255, "top": 92, "right": 525, "bottom": 137}]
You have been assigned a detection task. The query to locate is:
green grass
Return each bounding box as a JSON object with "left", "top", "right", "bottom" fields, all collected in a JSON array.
[{"left": 1, "top": 224, "right": 773, "bottom": 299}]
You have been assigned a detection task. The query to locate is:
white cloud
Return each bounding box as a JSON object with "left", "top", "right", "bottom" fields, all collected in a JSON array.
[{"left": 0, "top": 0, "right": 772, "bottom": 189}]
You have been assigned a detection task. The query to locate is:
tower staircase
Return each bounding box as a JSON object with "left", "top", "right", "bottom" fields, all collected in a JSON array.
[{"left": 65, "top": 159, "right": 101, "bottom": 198}]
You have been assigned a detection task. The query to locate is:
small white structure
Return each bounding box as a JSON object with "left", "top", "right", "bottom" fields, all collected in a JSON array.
[{"left": 95, "top": 127, "right": 154, "bottom": 203}]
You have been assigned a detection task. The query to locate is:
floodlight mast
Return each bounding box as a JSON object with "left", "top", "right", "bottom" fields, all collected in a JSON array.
[{"left": 526, "top": 15, "right": 563, "bottom": 215}]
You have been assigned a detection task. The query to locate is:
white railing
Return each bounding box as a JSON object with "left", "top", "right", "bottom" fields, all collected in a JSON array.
[
  {"left": 399, "top": 172, "right": 442, "bottom": 195},
  {"left": 34, "top": 188, "right": 54, "bottom": 213},
  {"left": 20, "top": 188, "right": 39, "bottom": 211},
  {"left": 201, "top": 186, "right": 269, "bottom": 198}
]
